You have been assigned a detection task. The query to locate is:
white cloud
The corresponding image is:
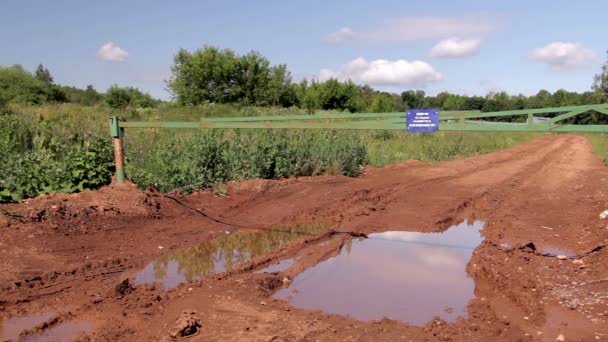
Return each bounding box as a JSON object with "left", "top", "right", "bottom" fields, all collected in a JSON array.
[
  {"left": 323, "top": 27, "right": 355, "bottom": 44},
  {"left": 323, "top": 15, "right": 500, "bottom": 44},
  {"left": 97, "top": 42, "right": 129, "bottom": 62},
  {"left": 319, "top": 57, "right": 442, "bottom": 86},
  {"left": 531, "top": 42, "right": 596, "bottom": 71},
  {"left": 430, "top": 38, "right": 481, "bottom": 58}
]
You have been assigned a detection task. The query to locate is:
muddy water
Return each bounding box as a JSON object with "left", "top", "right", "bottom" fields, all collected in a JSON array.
[
  {"left": 274, "top": 220, "right": 485, "bottom": 325},
  {"left": 537, "top": 245, "right": 577, "bottom": 257},
  {"left": 22, "top": 321, "right": 92, "bottom": 342},
  {"left": 255, "top": 257, "right": 300, "bottom": 274},
  {"left": 0, "top": 313, "right": 53, "bottom": 341},
  {"left": 0, "top": 313, "right": 91, "bottom": 342},
  {"left": 134, "top": 224, "right": 326, "bottom": 288}
]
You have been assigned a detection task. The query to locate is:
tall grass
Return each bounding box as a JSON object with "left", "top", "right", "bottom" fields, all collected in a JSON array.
[
  {"left": 9, "top": 103, "right": 608, "bottom": 203},
  {"left": 0, "top": 115, "right": 114, "bottom": 201},
  {"left": 125, "top": 129, "right": 367, "bottom": 192},
  {"left": 585, "top": 133, "right": 608, "bottom": 163},
  {"left": 364, "top": 131, "right": 544, "bottom": 166}
]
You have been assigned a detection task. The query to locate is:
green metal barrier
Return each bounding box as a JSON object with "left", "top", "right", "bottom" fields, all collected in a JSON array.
[{"left": 109, "top": 104, "right": 608, "bottom": 183}]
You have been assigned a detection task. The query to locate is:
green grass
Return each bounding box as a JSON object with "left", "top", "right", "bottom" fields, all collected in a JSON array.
[
  {"left": 364, "top": 130, "right": 544, "bottom": 166},
  {"left": 0, "top": 115, "right": 114, "bottom": 201},
  {"left": 585, "top": 133, "right": 608, "bottom": 163},
  {"left": 4, "top": 103, "right": 608, "bottom": 202},
  {"left": 125, "top": 129, "right": 367, "bottom": 193}
]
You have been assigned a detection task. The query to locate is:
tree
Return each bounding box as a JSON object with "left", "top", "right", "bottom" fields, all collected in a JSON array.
[
  {"left": 105, "top": 85, "right": 156, "bottom": 109},
  {"left": 267, "top": 64, "right": 298, "bottom": 107},
  {"left": 463, "top": 96, "right": 486, "bottom": 111},
  {"left": 357, "top": 85, "right": 377, "bottom": 110},
  {"left": 527, "top": 89, "right": 552, "bottom": 108},
  {"left": 34, "top": 64, "right": 53, "bottom": 85},
  {"left": 301, "top": 80, "right": 321, "bottom": 114},
  {"left": 442, "top": 94, "right": 465, "bottom": 110},
  {"left": 48, "top": 86, "right": 68, "bottom": 102},
  {"left": 236, "top": 51, "right": 272, "bottom": 105},
  {"left": 80, "top": 85, "right": 103, "bottom": 106},
  {"left": 593, "top": 50, "right": 608, "bottom": 94},
  {"left": 401, "top": 90, "right": 425, "bottom": 109},
  {"left": 167, "top": 47, "right": 241, "bottom": 105},
  {"left": 367, "top": 92, "right": 395, "bottom": 112},
  {"left": 0, "top": 65, "right": 50, "bottom": 104},
  {"left": 315, "top": 79, "right": 361, "bottom": 112},
  {"left": 552, "top": 89, "right": 579, "bottom": 107}
]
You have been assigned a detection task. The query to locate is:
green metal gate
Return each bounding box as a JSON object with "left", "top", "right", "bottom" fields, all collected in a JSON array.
[{"left": 109, "top": 104, "right": 608, "bottom": 183}]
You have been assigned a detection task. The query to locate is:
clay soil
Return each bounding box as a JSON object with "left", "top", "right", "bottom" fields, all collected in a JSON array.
[{"left": 1, "top": 134, "right": 608, "bottom": 341}]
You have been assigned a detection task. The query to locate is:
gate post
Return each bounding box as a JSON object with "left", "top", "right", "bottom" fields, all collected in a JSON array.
[{"left": 109, "top": 116, "right": 126, "bottom": 184}]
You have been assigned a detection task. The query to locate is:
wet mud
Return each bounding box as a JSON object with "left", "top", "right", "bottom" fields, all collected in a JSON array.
[{"left": 1, "top": 135, "right": 607, "bottom": 341}]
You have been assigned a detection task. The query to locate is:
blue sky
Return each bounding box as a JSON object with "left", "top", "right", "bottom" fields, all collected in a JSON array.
[{"left": 2, "top": 0, "right": 607, "bottom": 100}]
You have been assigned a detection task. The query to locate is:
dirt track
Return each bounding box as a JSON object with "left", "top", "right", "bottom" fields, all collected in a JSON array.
[{"left": 1, "top": 134, "right": 608, "bottom": 341}]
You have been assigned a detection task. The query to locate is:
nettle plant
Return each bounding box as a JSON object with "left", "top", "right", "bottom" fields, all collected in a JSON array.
[{"left": 0, "top": 116, "right": 114, "bottom": 202}]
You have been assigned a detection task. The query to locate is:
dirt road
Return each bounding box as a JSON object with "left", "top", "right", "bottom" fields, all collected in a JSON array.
[{"left": 1, "top": 134, "right": 607, "bottom": 341}]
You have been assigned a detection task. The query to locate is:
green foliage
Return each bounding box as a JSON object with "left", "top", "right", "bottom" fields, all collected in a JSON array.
[
  {"left": 0, "top": 64, "right": 92, "bottom": 106},
  {"left": 6, "top": 100, "right": 608, "bottom": 203},
  {"left": 0, "top": 65, "right": 51, "bottom": 104},
  {"left": 593, "top": 50, "right": 608, "bottom": 95},
  {"left": 0, "top": 115, "right": 114, "bottom": 202},
  {"left": 105, "top": 85, "right": 157, "bottom": 109},
  {"left": 585, "top": 133, "right": 608, "bottom": 163},
  {"left": 48, "top": 85, "right": 68, "bottom": 102},
  {"left": 401, "top": 90, "right": 426, "bottom": 109},
  {"left": 167, "top": 46, "right": 297, "bottom": 107},
  {"left": 365, "top": 131, "right": 543, "bottom": 167},
  {"left": 34, "top": 64, "right": 54, "bottom": 85},
  {"left": 61, "top": 85, "right": 104, "bottom": 106},
  {"left": 126, "top": 129, "right": 367, "bottom": 193},
  {"left": 367, "top": 92, "right": 395, "bottom": 113}
]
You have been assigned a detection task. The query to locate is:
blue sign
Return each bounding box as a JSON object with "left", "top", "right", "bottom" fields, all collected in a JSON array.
[{"left": 406, "top": 109, "right": 439, "bottom": 132}]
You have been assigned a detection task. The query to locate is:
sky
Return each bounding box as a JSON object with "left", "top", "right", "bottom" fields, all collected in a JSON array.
[{"left": 2, "top": 0, "right": 607, "bottom": 100}]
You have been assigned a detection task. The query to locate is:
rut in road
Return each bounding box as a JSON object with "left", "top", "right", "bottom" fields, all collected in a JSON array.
[{"left": 195, "top": 134, "right": 604, "bottom": 236}]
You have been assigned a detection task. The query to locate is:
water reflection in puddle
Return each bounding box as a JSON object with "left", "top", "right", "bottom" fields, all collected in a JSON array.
[
  {"left": 538, "top": 245, "right": 576, "bottom": 257},
  {"left": 134, "top": 224, "right": 326, "bottom": 288},
  {"left": 499, "top": 242, "right": 577, "bottom": 258},
  {"left": 22, "top": 321, "right": 92, "bottom": 342},
  {"left": 0, "top": 314, "right": 91, "bottom": 342},
  {"left": 0, "top": 313, "right": 53, "bottom": 342},
  {"left": 273, "top": 220, "right": 485, "bottom": 325},
  {"left": 255, "top": 257, "right": 300, "bottom": 274}
]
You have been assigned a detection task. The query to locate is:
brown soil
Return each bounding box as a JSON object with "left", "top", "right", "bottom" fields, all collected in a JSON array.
[{"left": 1, "top": 134, "right": 607, "bottom": 341}]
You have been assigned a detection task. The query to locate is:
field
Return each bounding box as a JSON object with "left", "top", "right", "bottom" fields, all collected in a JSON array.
[
  {"left": 1, "top": 105, "right": 608, "bottom": 341},
  {"left": 1, "top": 103, "right": 552, "bottom": 201}
]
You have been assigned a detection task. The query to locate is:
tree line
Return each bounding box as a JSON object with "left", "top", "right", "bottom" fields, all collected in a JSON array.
[
  {"left": 0, "top": 64, "right": 157, "bottom": 111},
  {"left": 2, "top": 47, "right": 608, "bottom": 116},
  {"left": 167, "top": 46, "right": 608, "bottom": 114}
]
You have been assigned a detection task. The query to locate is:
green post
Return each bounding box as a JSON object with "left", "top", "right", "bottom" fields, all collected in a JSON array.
[
  {"left": 109, "top": 116, "right": 126, "bottom": 184},
  {"left": 527, "top": 111, "right": 534, "bottom": 125}
]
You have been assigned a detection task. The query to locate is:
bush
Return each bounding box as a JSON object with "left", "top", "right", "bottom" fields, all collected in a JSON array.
[
  {"left": 126, "top": 129, "right": 367, "bottom": 192},
  {"left": 0, "top": 65, "right": 50, "bottom": 105},
  {"left": 0, "top": 115, "right": 114, "bottom": 202},
  {"left": 106, "top": 85, "right": 157, "bottom": 109}
]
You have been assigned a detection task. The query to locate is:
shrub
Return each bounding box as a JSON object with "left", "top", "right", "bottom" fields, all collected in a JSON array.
[
  {"left": 126, "top": 129, "right": 367, "bottom": 192},
  {"left": 0, "top": 115, "right": 114, "bottom": 202}
]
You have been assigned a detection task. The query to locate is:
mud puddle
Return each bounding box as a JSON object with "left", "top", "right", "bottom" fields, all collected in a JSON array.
[
  {"left": 255, "top": 257, "right": 301, "bottom": 274},
  {"left": 134, "top": 224, "right": 326, "bottom": 288},
  {"left": 23, "top": 320, "right": 92, "bottom": 342},
  {"left": 0, "top": 313, "right": 53, "bottom": 341},
  {"left": 273, "top": 220, "right": 485, "bottom": 325},
  {"left": 0, "top": 313, "right": 91, "bottom": 342},
  {"left": 500, "top": 242, "right": 577, "bottom": 258},
  {"left": 537, "top": 245, "right": 577, "bottom": 258}
]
